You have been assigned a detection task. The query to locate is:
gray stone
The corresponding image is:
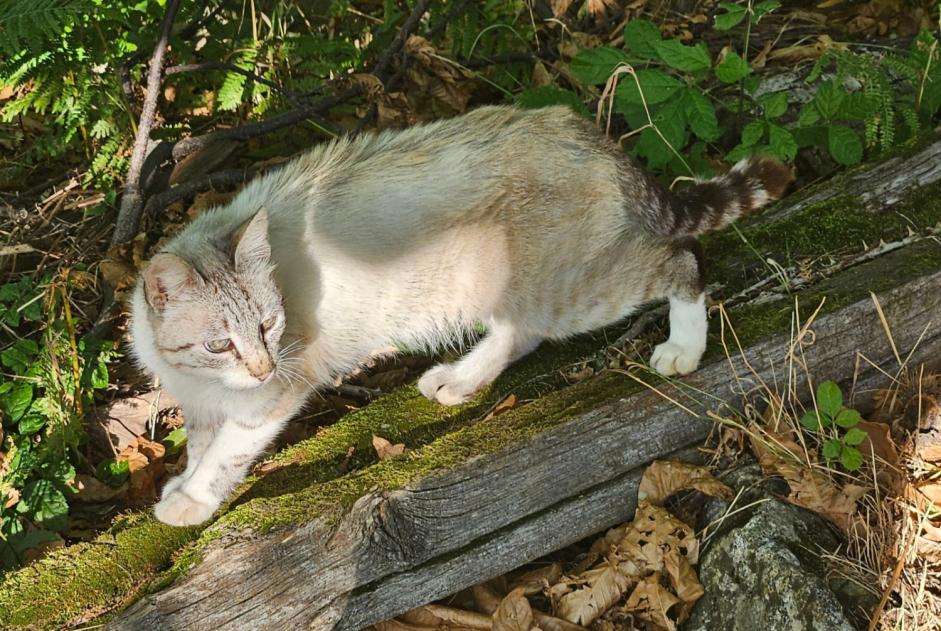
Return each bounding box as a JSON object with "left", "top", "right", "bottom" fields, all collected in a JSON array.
[{"left": 685, "top": 495, "right": 855, "bottom": 631}]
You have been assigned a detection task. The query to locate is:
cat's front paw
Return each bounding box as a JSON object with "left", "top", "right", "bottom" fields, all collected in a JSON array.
[
  {"left": 650, "top": 341, "right": 701, "bottom": 376},
  {"left": 417, "top": 364, "right": 475, "bottom": 406},
  {"left": 154, "top": 488, "right": 217, "bottom": 526}
]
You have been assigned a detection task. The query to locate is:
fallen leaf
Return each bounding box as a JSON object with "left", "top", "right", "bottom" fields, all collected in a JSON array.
[
  {"left": 73, "top": 474, "right": 127, "bottom": 503},
  {"left": 622, "top": 574, "right": 681, "bottom": 631},
  {"left": 372, "top": 434, "right": 406, "bottom": 460},
  {"left": 555, "top": 562, "right": 631, "bottom": 626},
  {"left": 638, "top": 461, "right": 733, "bottom": 506},
  {"left": 510, "top": 562, "right": 563, "bottom": 594},
  {"left": 400, "top": 604, "right": 491, "bottom": 629},
  {"left": 493, "top": 587, "right": 534, "bottom": 631},
  {"left": 486, "top": 394, "right": 519, "bottom": 420},
  {"left": 3, "top": 486, "right": 19, "bottom": 509},
  {"left": 662, "top": 550, "right": 703, "bottom": 622},
  {"left": 119, "top": 435, "right": 167, "bottom": 506}
]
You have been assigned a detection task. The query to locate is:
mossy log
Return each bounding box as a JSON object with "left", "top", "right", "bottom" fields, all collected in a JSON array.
[{"left": 2, "top": 137, "right": 941, "bottom": 630}]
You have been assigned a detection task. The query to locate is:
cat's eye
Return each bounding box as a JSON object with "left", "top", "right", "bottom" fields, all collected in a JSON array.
[
  {"left": 204, "top": 338, "right": 234, "bottom": 353},
  {"left": 261, "top": 316, "right": 277, "bottom": 332}
]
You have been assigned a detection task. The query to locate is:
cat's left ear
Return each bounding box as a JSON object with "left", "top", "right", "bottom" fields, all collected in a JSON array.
[{"left": 232, "top": 207, "right": 271, "bottom": 270}]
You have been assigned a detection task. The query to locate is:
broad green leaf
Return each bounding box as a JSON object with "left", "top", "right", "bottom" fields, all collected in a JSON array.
[
  {"left": 162, "top": 427, "right": 188, "bottom": 455},
  {"left": 828, "top": 125, "right": 863, "bottom": 165},
  {"left": 715, "top": 2, "right": 747, "bottom": 30},
  {"left": 636, "top": 127, "right": 675, "bottom": 169},
  {"left": 838, "top": 92, "right": 877, "bottom": 119},
  {"left": 840, "top": 446, "right": 864, "bottom": 471},
  {"left": 17, "top": 413, "right": 45, "bottom": 435},
  {"left": 801, "top": 411, "right": 822, "bottom": 431},
  {"left": 822, "top": 438, "right": 842, "bottom": 460},
  {"left": 752, "top": 0, "right": 781, "bottom": 21},
  {"left": 516, "top": 87, "right": 590, "bottom": 116},
  {"left": 793, "top": 125, "right": 827, "bottom": 149},
  {"left": 19, "top": 479, "right": 68, "bottom": 531},
  {"left": 0, "top": 526, "right": 58, "bottom": 570},
  {"left": 96, "top": 458, "right": 130, "bottom": 487},
  {"left": 623, "top": 19, "right": 662, "bottom": 58},
  {"left": 767, "top": 124, "right": 797, "bottom": 161},
  {"left": 813, "top": 80, "right": 844, "bottom": 120},
  {"left": 615, "top": 69, "right": 684, "bottom": 107},
  {"left": 1, "top": 339, "right": 38, "bottom": 373},
  {"left": 816, "top": 381, "right": 843, "bottom": 418},
  {"left": 844, "top": 427, "right": 867, "bottom": 446},
  {"left": 570, "top": 47, "right": 633, "bottom": 85},
  {"left": 758, "top": 91, "right": 788, "bottom": 118},
  {"left": 741, "top": 119, "right": 766, "bottom": 147},
  {"left": 685, "top": 89, "right": 719, "bottom": 141},
  {"left": 798, "top": 102, "right": 821, "bottom": 126},
  {"left": 1, "top": 383, "right": 33, "bottom": 422},
  {"left": 834, "top": 408, "right": 862, "bottom": 429},
  {"left": 715, "top": 51, "right": 751, "bottom": 83},
  {"left": 653, "top": 39, "right": 711, "bottom": 73}
]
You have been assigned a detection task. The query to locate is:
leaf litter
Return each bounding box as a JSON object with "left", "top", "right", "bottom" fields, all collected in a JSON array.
[{"left": 369, "top": 460, "right": 730, "bottom": 631}]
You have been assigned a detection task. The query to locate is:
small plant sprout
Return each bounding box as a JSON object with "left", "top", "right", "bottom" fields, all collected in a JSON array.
[{"left": 800, "top": 380, "right": 866, "bottom": 471}]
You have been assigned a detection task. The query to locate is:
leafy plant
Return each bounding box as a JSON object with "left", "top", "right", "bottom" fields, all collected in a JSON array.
[
  {"left": 800, "top": 380, "right": 866, "bottom": 472},
  {"left": 0, "top": 273, "right": 118, "bottom": 570}
]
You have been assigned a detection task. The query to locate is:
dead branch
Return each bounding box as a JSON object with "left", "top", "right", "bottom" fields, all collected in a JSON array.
[
  {"left": 371, "top": 0, "right": 435, "bottom": 84},
  {"left": 110, "top": 0, "right": 182, "bottom": 249}
]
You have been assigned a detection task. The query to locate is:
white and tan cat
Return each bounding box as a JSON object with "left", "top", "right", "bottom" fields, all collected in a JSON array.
[{"left": 131, "top": 105, "right": 791, "bottom": 526}]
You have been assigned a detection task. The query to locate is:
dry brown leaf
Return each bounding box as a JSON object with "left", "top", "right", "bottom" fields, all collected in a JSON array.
[
  {"left": 119, "top": 435, "right": 167, "bottom": 506},
  {"left": 472, "top": 582, "right": 503, "bottom": 615},
  {"left": 617, "top": 503, "right": 699, "bottom": 571},
  {"left": 510, "top": 562, "right": 563, "bottom": 594},
  {"left": 662, "top": 550, "right": 703, "bottom": 623},
  {"left": 493, "top": 587, "right": 535, "bottom": 631},
  {"left": 638, "top": 461, "right": 733, "bottom": 506},
  {"left": 370, "top": 620, "right": 434, "bottom": 631},
  {"left": 917, "top": 483, "right": 941, "bottom": 505},
  {"left": 532, "top": 611, "right": 587, "bottom": 631},
  {"left": 3, "top": 486, "right": 19, "bottom": 509},
  {"left": 622, "top": 574, "right": 680, "bottom": 631},
  {"left": 486, "top": 394, "right": 519, "bottom": 420},
  {"left": 555, "top": 562, "right": 632, "bottom": 625},
  {"left": 403, "top": 36, "right": 475, "bottom": 116},
  {"left": 372, "top": 434, "right": 406, "bottom": 460},
  {"left": 856, "top": 420, "right": 900, "bottom": 467},
  {"left": 552, "top": 0, "right": 576, "bottom": 17},
  {"left": 767, "top": 34, "right": 847, "bottom": 64},
  {"left": 400, "top": 604, "right": 491, "bottom": 629},
  {"left": 73, "top": 474, "right": 127, "bottom": 503}
]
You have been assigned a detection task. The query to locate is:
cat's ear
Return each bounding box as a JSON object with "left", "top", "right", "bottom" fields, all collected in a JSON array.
[
  {"left": 232, "top": 207, "right": 271, "bottom": 270},
  {"left": 143, "top": 253, "right": 198, "bottom": 312}
]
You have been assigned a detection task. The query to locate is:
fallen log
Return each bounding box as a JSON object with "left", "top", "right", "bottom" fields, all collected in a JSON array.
[{"left": 2, "top": 136, "right": 941, "bottom": 630}]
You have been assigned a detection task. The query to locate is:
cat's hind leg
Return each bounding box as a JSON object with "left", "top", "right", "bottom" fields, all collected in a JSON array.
[
  {"left": 649, "top": 240, "right": 708, "bottom": 376},
  {"left": 418, "top": 320, "right": 540, "bottom": 406}
]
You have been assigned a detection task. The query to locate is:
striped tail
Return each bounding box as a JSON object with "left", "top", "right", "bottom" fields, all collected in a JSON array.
[{"left": 656, "top": 156, "right": 793, "bottom": 237}]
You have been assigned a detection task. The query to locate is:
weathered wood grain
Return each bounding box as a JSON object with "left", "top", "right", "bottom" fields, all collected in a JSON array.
[{"left": 110, "top": 243, "right": 941, "bottom": 631}]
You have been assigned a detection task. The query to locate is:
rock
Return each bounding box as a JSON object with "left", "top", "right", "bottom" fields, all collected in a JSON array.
[{"left": 684, "top": 466, "right": 857, "bottom": 631}]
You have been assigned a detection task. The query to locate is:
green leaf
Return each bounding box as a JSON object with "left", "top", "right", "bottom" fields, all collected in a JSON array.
[
  {"left": 741, "top": 119, "right": 766, "bottom": 147},
  {"left": 96, "top": 458, "right": 130, "bottom": 487},
  {"left": 758, "top": 91, "right": 788, "bottom": 119},
  {"left": 822, "top": 438, "right": 842, "bottom": 460},
  {"left": 752, "top": 0, "right": 781, "bottom": 21},
  {"left": 813, "top": 80, "right": 844, "bottom": 120},
  {"left": 17, "top": 413, "right": 46, "bottom": 435},
  {"left": 828, "top": 125, "right": 863, "bottom": 166},
  {"left": 798, "top": 102, "right": 821, "bottom": 126},
  {"left": 614, "top": 69, "right": 684, "bottom": 107},
  {"left": 516, "top": 87, "right": 590, "bottom": 116},
  {"left": 623, "top": 19, "right": 662, "bottom": 58},
  {"left": 840, "top": 446, "right": 864, "bottom": 471},
  {"left": 1, "top": 339, "right": 38, "bottom": 373},
  {"left": 161, "top": 427, "right": 188, "bottom": 455},
  {"left": 816, "top": 381, "right": 843, "bottom": 418},
  {"left": 767, "top": 124, "right": 797, "bottom": 161},
  {"left": 801, "top": 411, "right": 823, "bottom": 431},
  {"left": 844, "top": 427, "right": 867, "bottom": 446},
  {"left": 20, "top": 479, "right": 68, "bottom": 531},
  {"left": 835, "top": 408, "right": 862, "bottom": 429},
  {"left": 653, "top": 39, "right": 711, "bottom": 73},
  {"left": 1, "top": 383, "right": 33, "bottom": 423},
  {"left": 636, "top": 127, "right": 674, "bottom": 169},
  {"left": 838, "top": 92, "right": 877, "bottom": 119},
  {"left": 570, "top": 47, "right": 632, "bottom": 85},
  {"left": 715, "top": 2, "right": 747, "bottom": 30},
  {"left": 684, "top": 89, "right": 719, "bottom": 141},
  {"left": 715, "top": 51, "right": 752, "bottom": 84}
]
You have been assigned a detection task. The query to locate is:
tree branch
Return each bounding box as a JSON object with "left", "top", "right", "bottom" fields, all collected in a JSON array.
[
  {"left": 371, "top": 0, "right": 434, "bottom": 83},
  {"left": 111, "top": 0, "right": 182, "bottom": 248}
]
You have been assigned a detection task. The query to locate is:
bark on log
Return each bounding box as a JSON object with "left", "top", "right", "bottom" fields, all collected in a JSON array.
[{"left": 3, "top": 137, "right": 941, "bottom": 630}]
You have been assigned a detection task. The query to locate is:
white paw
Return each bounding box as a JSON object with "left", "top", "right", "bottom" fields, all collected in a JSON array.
[
  {"left": 417, "top": 364, "right": 476, "bottom": 406},
  {"left": 160, "top": 474, "right": 186, "bottom": 497},
  {"left": 650, "top": 341, "right": 702, "bottom": 376},
  {"left": 154, "top": 488, "right": 217, "bottom": 526}
]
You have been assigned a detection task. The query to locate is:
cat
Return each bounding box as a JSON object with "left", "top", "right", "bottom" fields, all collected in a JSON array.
[{"left": 131, "top": 105, "right": 792, "bottom": 526}]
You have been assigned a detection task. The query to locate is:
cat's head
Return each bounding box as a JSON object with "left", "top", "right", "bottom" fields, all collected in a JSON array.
[{"left": 139, "top": 208, "right": 286, "bottom": 390}]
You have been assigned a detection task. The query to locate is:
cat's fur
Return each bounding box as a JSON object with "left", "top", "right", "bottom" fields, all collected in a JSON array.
[{"left": 131, "top": 105, "right": 791, "bottom": 526}]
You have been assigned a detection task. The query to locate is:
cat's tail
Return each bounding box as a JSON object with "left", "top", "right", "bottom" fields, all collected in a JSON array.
[{"left": 654, "top": 155, "right": 793, "bottom": 237}]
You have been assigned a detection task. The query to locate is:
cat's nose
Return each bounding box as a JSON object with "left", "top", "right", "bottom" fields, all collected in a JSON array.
[{"left": 254, "top": 367, "right": 273, "bottom": 382}]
